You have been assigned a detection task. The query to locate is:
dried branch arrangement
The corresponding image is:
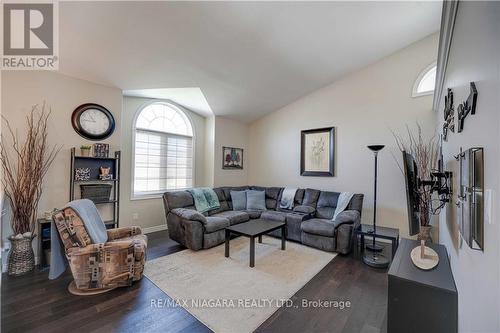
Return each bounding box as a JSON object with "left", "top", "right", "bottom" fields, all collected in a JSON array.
[
  {"left": 392, "top": 123, "right": 438, "bottom": 226},
  {"left": 0, "top": 104, "right": 61, "bottom": 237}
]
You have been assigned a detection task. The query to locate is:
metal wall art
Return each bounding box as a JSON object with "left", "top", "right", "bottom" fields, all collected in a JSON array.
[
  {"left": 457, "top": 82, "right": 478, "bottom": 133},
  {"left": 443, "top": 88, "right": 455, "bottom": 141}
]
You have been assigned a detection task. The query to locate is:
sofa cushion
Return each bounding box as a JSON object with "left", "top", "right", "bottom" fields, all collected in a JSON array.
[
  {"left": 302, "top": 188, "right": 321, "bottom": 208},
  {"left": 211, "top": 211, "right": 250, "bottom": 225},
  {"left": 347, "top": 193, "right": 364, "bottom": 213},
  {"left": 245, "top": 210, "right": 263, "bottom": 219},
  {"left": 163, "top": 191, "right": 194, "bottom": 213},
  {"left": 251, "top": 186, "right": 283, "bottom": 209},
  {"left": 277, "top": 188, "right": 305, "bottom": 208},
  {"left": 301, "top": 218, "right": 336, "bottom": 237},
  {"left": 204, "top": 216, "right": 230, "bottom": 233},
  {"left": 230, "top": 191, "right": 247, "bottom": 210},
  {"left": 260, "top": 210, "right": 287, "bottom": 222},
  {"left": 222, "top": 186, "right": 249, "bottom": 203},
  {"left": 207, "top": 187, "right": 230, "bottom": 214},
  {"left": 294, "top": 189, "right": 305, "bottom": 206},
  {"left": 293, "top": 205, "right": 316, "bottom": 215},
  {"left": 246, "top": 190, "right": 267, "bottom": 210},
  {"left": 316, "top": 191, "right": 340, "bottom": 219}
]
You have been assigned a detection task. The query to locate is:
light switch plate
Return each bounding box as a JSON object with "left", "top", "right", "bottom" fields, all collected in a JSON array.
[{"left": 484, "top": 189, "right": 493, "bottom": 224}]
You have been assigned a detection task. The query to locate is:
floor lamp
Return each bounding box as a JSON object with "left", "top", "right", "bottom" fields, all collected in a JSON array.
[{"left": 363, "top": 145, "right": 390, "bottom": 268}]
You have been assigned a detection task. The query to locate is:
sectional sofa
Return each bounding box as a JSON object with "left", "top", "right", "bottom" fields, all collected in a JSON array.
[{"left": 162, "top": 186, "right": 364, "bottom": 254}]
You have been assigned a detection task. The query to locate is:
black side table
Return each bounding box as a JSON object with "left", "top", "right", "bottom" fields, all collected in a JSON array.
[
  {"left": 355, "top": 224, "right": 400, "bottom": 259},
  {"left": 37, "top": 218, "right": 52, "bottom": 270}
]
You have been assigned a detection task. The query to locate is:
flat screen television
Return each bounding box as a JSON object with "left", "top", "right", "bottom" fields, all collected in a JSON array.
[{"left": 402, "top": 150, "right": 420, "bottom": 236}]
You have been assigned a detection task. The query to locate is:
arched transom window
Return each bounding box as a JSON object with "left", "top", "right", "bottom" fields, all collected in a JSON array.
[
  {"left": 133, "top": 102, "right": 194, "bottom": 197},
  {"left": 412, "top": 63, "right": 437, "bottom": 97}
]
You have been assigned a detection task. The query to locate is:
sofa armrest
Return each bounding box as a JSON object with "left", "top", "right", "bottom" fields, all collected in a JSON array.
[
  {"left": 167, "top": 208, "right": 205, "bottom": 251},
  {"left": 293, "top": 205, "right": 316, "bottom": 215},
  {"left": 107, "top": 226, "right": 143, "bottom": 240},
  {"left": 170, "top": 208, "right": 207, "bottom": 223},
  {"left": 333, "top": 210, "right": 361, "bottom": 227}
]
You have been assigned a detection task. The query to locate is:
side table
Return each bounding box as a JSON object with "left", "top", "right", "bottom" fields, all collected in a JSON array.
[{"left": 355, "top": 224, "right": 400, "bottom": 259}]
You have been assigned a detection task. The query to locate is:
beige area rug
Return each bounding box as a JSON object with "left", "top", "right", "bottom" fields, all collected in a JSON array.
[{"left": 145, "top": 236, "right": 336, "bottom": 333}]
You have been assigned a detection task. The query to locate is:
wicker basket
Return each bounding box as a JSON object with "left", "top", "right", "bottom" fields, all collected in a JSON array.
[
  {"left": 80, "top": 184, "right": 112, "bottom": 203},
  {"left": 7, "top": 236, "right": 35, "bottom": 276}
]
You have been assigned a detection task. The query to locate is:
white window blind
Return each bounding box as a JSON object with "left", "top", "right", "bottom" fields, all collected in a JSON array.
[{"left": 133, "top": 103, "right": 194, "bottom": 197}]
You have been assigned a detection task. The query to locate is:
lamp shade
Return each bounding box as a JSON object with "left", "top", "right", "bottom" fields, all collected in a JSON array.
[{"left": 367, "top": 145, "right": 385, "bottom": 152}]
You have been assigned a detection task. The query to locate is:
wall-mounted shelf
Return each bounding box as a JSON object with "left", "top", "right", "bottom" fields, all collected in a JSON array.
[{"left": 70, "top": 147, "right": 120, "bottom": 229}]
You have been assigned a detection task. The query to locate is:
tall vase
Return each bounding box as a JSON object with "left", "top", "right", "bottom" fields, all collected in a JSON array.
[
  {"left": 7, "top": 236, "right": 35, "bottom": 276},
  {"left": 417, "top": 208, "right": 433, "bottom": 243},
  {"left": 417, "top": 225, "right": 433, "bottom": 243}
]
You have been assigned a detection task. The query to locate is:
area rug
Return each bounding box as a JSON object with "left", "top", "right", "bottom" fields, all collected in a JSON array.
[{"left": 144, "top": 236, "right": 336, "bottom": 333}]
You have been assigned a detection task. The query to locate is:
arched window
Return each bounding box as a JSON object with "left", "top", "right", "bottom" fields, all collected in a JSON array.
[
  {"left": 412, "top": 63, "right": 437, "bottom": 97},
  {"left": 133, "top": 102, "right": 194, "bottom": 197}
]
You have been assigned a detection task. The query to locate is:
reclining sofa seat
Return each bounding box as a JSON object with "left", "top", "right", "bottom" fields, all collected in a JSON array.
[{"left": 163, "top": 186, "right": 363, "bottom": 254}]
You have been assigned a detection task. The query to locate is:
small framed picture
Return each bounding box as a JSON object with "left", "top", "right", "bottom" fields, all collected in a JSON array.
[
  {"left": 222, "top": 147, "right": 243, "bottom": 169},
  {"left": 300, "top": 127, "right": 335, "bottom": 177}
]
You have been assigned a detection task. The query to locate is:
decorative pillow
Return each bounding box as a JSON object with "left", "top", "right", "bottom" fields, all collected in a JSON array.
[
  {"left": 293, "top": 205, "right": 316, "bottom": 215},
  {"left": 246, "top": 190, "right": 267, "bottom": 211},
  {"left": 230, "top": 190, "right": 247, "bottom": 211}
]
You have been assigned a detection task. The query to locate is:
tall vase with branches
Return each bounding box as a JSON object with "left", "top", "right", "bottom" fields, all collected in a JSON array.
[
  {"left": 0, "top": 104, "right": 61, "bottom": 275},
  {"left": 392, "top": 124, "right": 438, "bottom": 241}
]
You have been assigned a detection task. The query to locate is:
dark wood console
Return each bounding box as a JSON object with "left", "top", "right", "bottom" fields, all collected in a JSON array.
[{"left": 388, "top": 238, "right": 458, "bottom": 333}]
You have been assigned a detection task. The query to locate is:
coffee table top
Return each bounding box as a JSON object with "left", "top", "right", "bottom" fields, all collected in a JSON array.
[{"left": 226, "top": 219, "right": 285, "bottom": 237}]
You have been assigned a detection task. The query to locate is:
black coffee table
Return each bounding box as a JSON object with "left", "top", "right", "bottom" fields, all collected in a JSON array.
[{"left": 225, "top": 219, "right": 286, "bottom": 268}]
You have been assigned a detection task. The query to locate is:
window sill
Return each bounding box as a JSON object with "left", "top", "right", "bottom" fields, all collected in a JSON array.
[
  {"left": 130, "top": 194, "right": 163, "bottom": 201},
  {"left": 131, "top": 188, "right": 194, "bottom": 201}
]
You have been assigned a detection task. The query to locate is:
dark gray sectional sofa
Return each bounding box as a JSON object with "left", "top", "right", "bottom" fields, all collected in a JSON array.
[{"left": 162, "top": 186, "right": 363, "bottom": 254}]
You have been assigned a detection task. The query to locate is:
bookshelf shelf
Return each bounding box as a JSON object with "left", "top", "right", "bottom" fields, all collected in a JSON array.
[{"left": 70, "top": 147, "right": 120, "bottom": 229}]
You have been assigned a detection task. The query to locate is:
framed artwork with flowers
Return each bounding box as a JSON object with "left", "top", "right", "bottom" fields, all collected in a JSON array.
[
  {"left": 300, "top": 127, "right": 335, "bottom": 177},
  {"left": 222, "top": 146, "right": 243, "bottom": 169}
]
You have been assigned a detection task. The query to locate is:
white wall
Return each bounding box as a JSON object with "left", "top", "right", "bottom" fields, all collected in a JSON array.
[
  {"left": 437, "top": 2, "right": 500, "bottom": 332},
  {"left": 1, "top": 70, "right": 122, "bottom": 214},
  {"left": 248, "top": 33, "right": 439, "bottom": 237},
  {"left": 213, "top": 116, "right": 249, "bottom": 186},
  {"left": 120, "top": 96, "right": 207, "bottom": 229},
  {"left": 204, "top": 115, "right": 215, "bottom": 187}
]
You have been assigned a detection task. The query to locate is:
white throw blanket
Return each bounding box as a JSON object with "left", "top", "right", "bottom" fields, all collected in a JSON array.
[
  {"left": 279, "top": 187, "right": 298, "bottom": 210},
  {"left": 333, "top": 192, "right": 355, "bottom": 220}
]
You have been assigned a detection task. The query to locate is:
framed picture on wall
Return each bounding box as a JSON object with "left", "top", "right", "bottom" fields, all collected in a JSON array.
[
  {"left": 222, "top": 146, "right": 244, "bottom": 169},
  {"left": 300, "top": 127, "right": 335, "bottom": 177}
]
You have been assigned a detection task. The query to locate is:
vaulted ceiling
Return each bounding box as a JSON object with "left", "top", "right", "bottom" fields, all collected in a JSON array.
[{"left": 59, "top": 1, "right": 441, "bottom": 122}]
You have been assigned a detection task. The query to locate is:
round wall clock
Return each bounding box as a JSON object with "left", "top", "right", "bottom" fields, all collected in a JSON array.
[{"left": 71, "top": 103, "right": 115, "bottom": 140}]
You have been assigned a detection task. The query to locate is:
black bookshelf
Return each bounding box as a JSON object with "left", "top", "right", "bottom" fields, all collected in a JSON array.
[{"left": 70, "top": 147, "right": 120, "bottom": 228}]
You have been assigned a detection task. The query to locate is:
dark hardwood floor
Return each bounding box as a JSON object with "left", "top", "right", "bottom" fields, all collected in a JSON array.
[{"left": 2, "top": 231, "right": 389, "bottom": 333}]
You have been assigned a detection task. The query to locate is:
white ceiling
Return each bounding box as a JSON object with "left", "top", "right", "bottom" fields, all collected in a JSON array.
[{"left": 59, "top": 1, "right": 441, "bottom": 122}]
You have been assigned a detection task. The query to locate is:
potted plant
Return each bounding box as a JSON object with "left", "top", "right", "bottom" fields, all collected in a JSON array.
[
  {"left": 80, "top": 144, "right": 92, "bottom": 157},
  {"left": 392, "top": 124, "right": 438, "bottom": 242},
  {"left": 0, "top": 104, "right": 61, "bottom": 275}
]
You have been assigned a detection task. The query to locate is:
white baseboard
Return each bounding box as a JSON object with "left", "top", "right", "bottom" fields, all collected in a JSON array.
[{"left": 143, "top": 224, "right": 168, "bottom": 234}]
